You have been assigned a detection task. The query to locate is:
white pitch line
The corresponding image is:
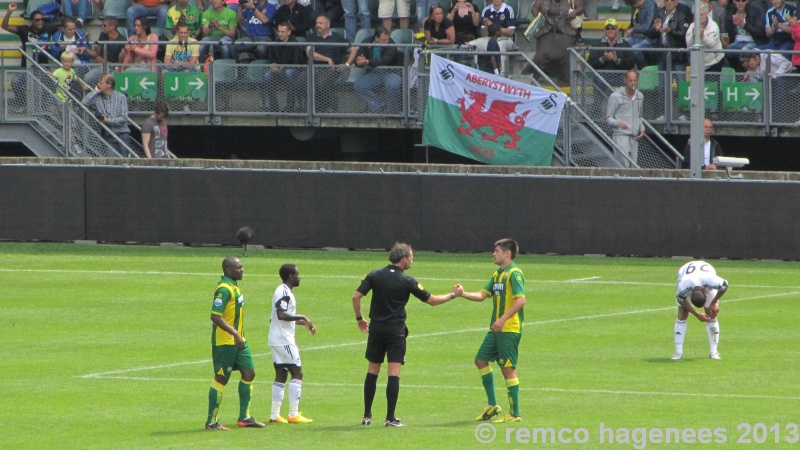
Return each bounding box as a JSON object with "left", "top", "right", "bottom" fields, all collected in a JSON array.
[
  {"left": 80, "top": 376, "right": 800, "bottom": 401},
  {"left": 78, "top": 290, "right": 799, "bottom": 380},
  {"left": 3, "top": 268, "right": 800, "bottom": 289},
  {"left": 565, "top": 276, "right": 602, "bottom": 282}
]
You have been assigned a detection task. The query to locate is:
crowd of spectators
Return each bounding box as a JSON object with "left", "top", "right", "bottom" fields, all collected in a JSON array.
[{"left": 5, "top": 0, "right": 800, "bottom": 125}]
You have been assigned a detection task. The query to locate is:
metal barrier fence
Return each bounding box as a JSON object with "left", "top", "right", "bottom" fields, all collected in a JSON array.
[
  {"left": 3, "top": 59, "right": 137, "bottom": 158},
  {"left": 570, "top": 46, "right": 800, "bottom": 134}
]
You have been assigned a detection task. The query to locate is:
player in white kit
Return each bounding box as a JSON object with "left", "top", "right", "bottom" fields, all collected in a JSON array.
[
  {"left": 269, "top": 263, "right": 317, "bottom": 424},
  {"left": 673, "top": 260, "right": 728, "bottom": 361}
]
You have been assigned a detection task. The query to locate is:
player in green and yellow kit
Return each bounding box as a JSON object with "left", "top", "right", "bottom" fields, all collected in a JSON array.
[
  {"left": 205, "top": 256, "right": 266, "bottom": 430},
  {"left": 454, "top": 238, "right": 526, "bottom": 423}
]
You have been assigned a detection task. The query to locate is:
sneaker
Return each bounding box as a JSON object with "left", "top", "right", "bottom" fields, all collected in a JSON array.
[
  {"left": 710, "top": 352, "right": 721, "bottom": 360},
  {"left": 654, "top": 115, "right": 666, "bottom": 122},
  {"left": 76, "top": 18, "right": 84, "bottom": 28},
  {"left": 475, "top": 405, "right": 502, "bottom": 421},
  {"left": 361, "top": 417, "right": 371, "bottom": 425},
  {"left": 269, "top": 416, "right": 288, "bottom": 424},
  {"left": 611, "top": 0, "right": 620, "bottom": 10},
  {"left": 574, "top": 37, "right": 585, "bottom": 45},
  {"left": 493, "top": 414, "right": 522, "bottom": 423},
  {"left": 237, "top": 417, "right": 266, "bottom": 428},
  {"left": 385, "top": 418, "right": 406, "bottom": 427},
  {"left": 678, "top": 114, "right": 688, "bottom": 121},
  {"left": 205, "top": 421, "right": 230, "bottom": 430},
  {"left": 671, "top": 352, "right": 683, "bottom": 360},
  {"left": 287, "top": 412, "right": 313, "bottom": 424}
]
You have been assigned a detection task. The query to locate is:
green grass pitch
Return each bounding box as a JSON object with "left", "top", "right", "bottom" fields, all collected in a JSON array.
[{"left": 3, "top": 242, "right": 800, "bottom": 449}]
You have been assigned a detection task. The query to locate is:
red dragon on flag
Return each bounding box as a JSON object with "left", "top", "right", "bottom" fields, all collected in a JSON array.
[{"left": 456, "top": 89, "right": 531, "bottom": 151}]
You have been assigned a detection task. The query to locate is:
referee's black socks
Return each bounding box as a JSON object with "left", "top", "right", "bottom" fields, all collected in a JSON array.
[
  {"left": 386, "top": 376, "right": 400, "bottom": 422},
  {"left": 364, "top": 373, "right": 379, "bottom": 418}
]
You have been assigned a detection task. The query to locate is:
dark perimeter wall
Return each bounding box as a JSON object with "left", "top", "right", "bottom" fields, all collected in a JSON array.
[{"left": 3, "top": 165, "right": 799, "bottom": 260}]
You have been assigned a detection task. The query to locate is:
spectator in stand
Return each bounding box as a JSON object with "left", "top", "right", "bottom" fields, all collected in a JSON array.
[
  {"left": 685, "top": 2, "right": 726, "bottom": 72},
  {"left": 127, "top": 0, "right": 170, "bottom": 37},
  {"left": 165, "top": 21, "right": 200, "bottom": 71},
  {"left": 48, "top": 51, "right": 90, "bottom": 103},
  {"left": 318, "top": 0, "right": 344, "bottom": 29},
  {"left": 682, "top": 118, "right": 723, "bottom": 169},
  {"left": 274, "top": 0, "right": 313, "bottom": 38},
  {"left": 82, "top": 73, "right": 132, "bottom": 154},
  {"left": 342, "top": 0, "right": 371, "bottom": 42},
  {"left": 478, "top": 23, "right": 501, "bottom": 75},
  {"left": 740, "top": 51, "right": 794, "bottom": 121},
  {"left": 232, "top": 0, "right": 276, "bottom": 62},
  {"left": 378, "top": 0, "right": 409, "bottom": 31},
  {"left": 757, "top": 0, "right": 796, "bottom": 52},
  {"left": 265, "top": 22, "right": 308, "bottom": 112},
  {"left": 83, "top": 17, "right": 127, "bottom": 86},
  {"left": 724, "top": 0, "right": 767, "bottom": 68},
  {"left": 589, "top": 18, "right": 635, "bottom": 71},
  {"left": 448, "top": 0, "right": 480, "bottom": 44},
  {"left": 706, "top": 0, "right": 728, "bottom": 29},
  {"left": 141, "top": 102, "right": 171, "bottom": 158},
  {"left": 646, "top": 0, "right": 691, "bottom": 72},
  {"left": 606, "top": 69, "right": 645, "bottom": 168},
  {"left": 119, "top": 16, "right": 159, "bottom": 71},
  {"left": 308, "top": 15, "right": 357, "bottom": 112},
  {"left": 49, "top": 17, "right": 92, "bottom": 75},
  {"left": 624, "top": 0, "right": 658, "bottom": 69},
  {"left": 531, "top": 0, "right": 580, "bottom": 84},
  {"left": 167, "top": 0, "right": 204, "bottom": 39},
  {"left": 354, "top": 26, "right": 402, "bottom": 113},
  {"left": 424, "top": 4, "right": 455, "bottom": 45},
  {"left": 789, "top": 14, "right": 800, "bottom": 70},
  {"left": 483, "top": 0, "right": 515, "bottom": 38},
  {"left": 64, "top": 0, "right": 91, "bottom": 26},
  {"left": 2, "top": 5, "right": 57, "bottom": 66},
  {"left": 200, "top": 0, "right": 238, "bottom": 62}
]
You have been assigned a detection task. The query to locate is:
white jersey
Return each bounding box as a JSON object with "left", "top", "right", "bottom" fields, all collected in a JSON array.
[
  {"left": 269, "top": 283, "right": 297, "bottom": 347},
  {"left": 675, "top": 260, "right": 728, "bottom": 302}
]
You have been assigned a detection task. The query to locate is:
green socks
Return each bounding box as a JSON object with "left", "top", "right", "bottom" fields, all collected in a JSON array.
[
  {"left": 506, "top": 378, "right": 520, "bottom": 417},
  {"left": 239, "top": 379, "right": 253, "bottom": 420},
  {"left": 479, "top": 366, "right": 497, "bottom": 406},
  {"left": 207, "top": 380, "right": 225, "bottom": 424}
]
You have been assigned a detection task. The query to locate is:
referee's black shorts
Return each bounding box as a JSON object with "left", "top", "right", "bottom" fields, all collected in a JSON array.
[{"left": 365, "top": 321, "right": 408, "bottom": 364}]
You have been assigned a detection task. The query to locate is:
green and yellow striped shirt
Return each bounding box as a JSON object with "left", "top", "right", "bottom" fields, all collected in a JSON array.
[{"left": 481, "top": 262, "right": 525, "bottom": 333}]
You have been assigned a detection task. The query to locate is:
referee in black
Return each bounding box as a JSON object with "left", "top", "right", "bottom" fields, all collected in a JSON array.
[{"left": 352, "top": 242, "right": 457, "bottom": 427}]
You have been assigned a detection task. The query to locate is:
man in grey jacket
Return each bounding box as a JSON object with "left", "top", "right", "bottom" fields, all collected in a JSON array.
[{"left": 606, "top": 69, "right": 645, "bottom": 168}]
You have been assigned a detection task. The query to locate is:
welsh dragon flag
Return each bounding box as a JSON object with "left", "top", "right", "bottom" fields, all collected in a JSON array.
[{"left": 423, "top": 54, "right": 566, "bottom": 166}]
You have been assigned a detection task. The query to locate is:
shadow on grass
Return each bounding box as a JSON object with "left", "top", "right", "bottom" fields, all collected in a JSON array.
[{"left": 643, "top": 358, "right": 697, "bottom": 364}]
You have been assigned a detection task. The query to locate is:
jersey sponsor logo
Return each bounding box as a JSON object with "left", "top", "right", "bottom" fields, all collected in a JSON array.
[
  {"left": 418, "top": 282, "right": 424, "bottom": 290},
  {"left": 237, "top": 294, "right": 244, "bottom": 304},
  {"left": 214, "top": 298, "right": 223, "bottom": 307},
  {"left": 493, "top": 282, "right": 504, "bottom": 291}
]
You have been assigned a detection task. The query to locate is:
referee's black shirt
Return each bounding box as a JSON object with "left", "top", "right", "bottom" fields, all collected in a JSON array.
[{"left": 357, "top": 265, "right": 432, "bottom": 323}]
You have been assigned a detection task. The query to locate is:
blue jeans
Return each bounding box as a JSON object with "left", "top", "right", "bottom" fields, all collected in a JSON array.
[
  {"left": 416, "top": 0, "right": 437, "bottom": 28},
  {"left": 200, "top": 36, "right": 233, "bottom": 62},
  {"left": 232, "top": 36, "right": 272, "bottom": 62},
  {"left": 126, "top": 4, "right": 170, "bottom": 35},
  {"left": 264, "top": 67, "right": 304, "bottom": 111},
  {"left": 626, "top": 36, "right": 654, "bottom": 70},
  {"left": 354, "top": 70, "right": 402, "bottom": 112},
  {"left": 63, "top": 0, "right": 89, "bottom": 20},
  {"left": 342, "top": 0, "right": 371, "bottom": 42}
]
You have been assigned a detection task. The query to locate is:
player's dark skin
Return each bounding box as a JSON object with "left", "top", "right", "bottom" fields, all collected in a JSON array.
[
  {"left": 273, "top": 268, "right": 316, "bottom": 383},
  {"left": 210, "top": 257, "right": 255, "bottom": 386}
]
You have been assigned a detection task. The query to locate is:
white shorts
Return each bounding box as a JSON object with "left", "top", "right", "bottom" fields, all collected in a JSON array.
[
  {"left": 378, "top": 0, "right": 410, "bottom": 19},
  {"left": 271, "top": 344, "right": 302, "bottom": 366}
]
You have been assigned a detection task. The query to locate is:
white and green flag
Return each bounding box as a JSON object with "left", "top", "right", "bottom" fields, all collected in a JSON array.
[{"left": 423, "top": 54, "right": 566, "bottom": 166}]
